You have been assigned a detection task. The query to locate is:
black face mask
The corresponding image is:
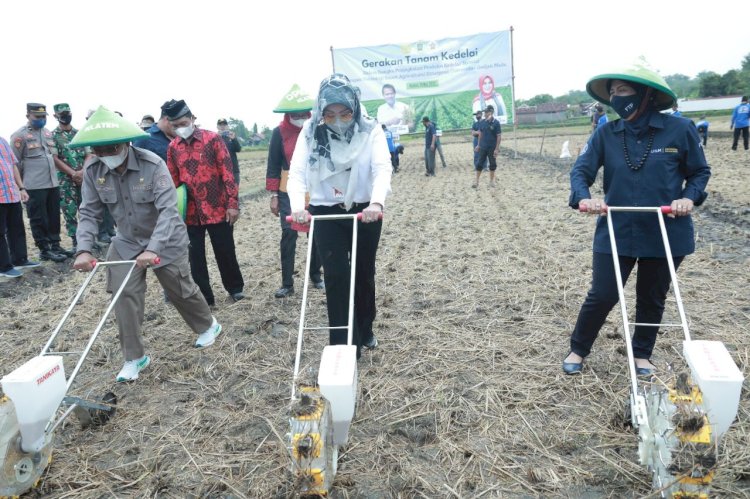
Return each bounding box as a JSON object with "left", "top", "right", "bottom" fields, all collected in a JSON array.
[
  {"left": 610, "top": 94, "right": 642, "bottom": 120},
  {"left": 58, "top": 114, "right": 72, "bottom": 125}
]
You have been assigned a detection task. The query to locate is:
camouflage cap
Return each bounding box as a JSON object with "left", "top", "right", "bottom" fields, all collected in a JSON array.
[
  {"left": 69, "top": 106, "right": 148, "bottom": 147},
  {"left": 53, "top": 103, "right": 71, "bottom": 114},
  {"left": 273, "top": 84, "right": 314, "bottom": 113},
  {"left": 586, "top": 57, "right": 677, "bottom": 111}
]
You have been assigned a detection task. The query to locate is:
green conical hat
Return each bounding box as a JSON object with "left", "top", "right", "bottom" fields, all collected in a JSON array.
[
  {"left": 586, "top": 57, "right": 677, "bottom": 111},
  {"left": 69, "top": 106, "right": 148, "bottom": 147},
  {"left": 273, "top": 84, "right": 314, "bottom": 113}
]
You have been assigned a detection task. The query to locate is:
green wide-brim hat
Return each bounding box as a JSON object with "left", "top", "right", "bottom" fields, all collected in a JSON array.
[
  {"left": 176, "top": 184, "right": 187, "bottom": 220},
  {"left": 586, "top": 58, "right": 677, "bottom": 111},
  {"left": 273, "top": 84, "right": 314, "bottom": 113},
  {"left": 69, "top": 106, "right": 149, "bottom": 147}
]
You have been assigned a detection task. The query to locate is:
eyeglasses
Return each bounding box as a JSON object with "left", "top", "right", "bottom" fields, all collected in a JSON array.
[
  {"left": 323, "top": 109, "right": 354, "bottom": 123},
  {"left": 92, "top": 144, "right": 123, "bottom": 156}
]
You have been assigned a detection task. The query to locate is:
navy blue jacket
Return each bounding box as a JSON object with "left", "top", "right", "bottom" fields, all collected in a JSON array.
[
  {"left": 569, "top": 112, "right": 710, "bottom": 257},
  {"left": 133, "top": 123, "right": 172, "bottom": 162}
]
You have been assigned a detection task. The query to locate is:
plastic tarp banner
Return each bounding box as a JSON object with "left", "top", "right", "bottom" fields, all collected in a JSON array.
[{"left": 333, "top": 31, "right": 512, "bottom": 133}]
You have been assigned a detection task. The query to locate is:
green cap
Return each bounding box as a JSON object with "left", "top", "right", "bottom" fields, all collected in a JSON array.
[
  {"left": 69, "top": 106, "right": 148, "bottom": 147},
  {"left": 273, "top": 84, "right": 314, "bottom": 113},
  {"left": 586, "top": 57, "right": 677, "bottom": 111},
  {"left": 176, "top": 184, "right": 187, "bottom": 220},
  {"left": 53, "top": 103, "right": 71, "bottom": 113}
]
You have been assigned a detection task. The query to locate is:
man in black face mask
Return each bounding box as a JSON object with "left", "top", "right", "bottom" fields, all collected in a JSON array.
[
  {"left": 52, "top": 103, "right": 88, "bottom": 254},
  {"left": 10, "top": 103, "right": 68, "bottom": 262}
]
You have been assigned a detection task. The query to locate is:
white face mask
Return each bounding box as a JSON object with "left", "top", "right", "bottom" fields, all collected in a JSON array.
[
  {"left": 290, "top": 118, "right": 306, "bottom": 127},
  {"left": 98, "top": 147, "right": 129, "bottom": 169},
  {"left": 175, "top": 124, "right": 195, "bottom": 139}
]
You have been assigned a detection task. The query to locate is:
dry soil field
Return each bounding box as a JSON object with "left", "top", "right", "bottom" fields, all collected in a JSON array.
[{"left": 1, "top": 128, "right": 748, "bottom": 498}]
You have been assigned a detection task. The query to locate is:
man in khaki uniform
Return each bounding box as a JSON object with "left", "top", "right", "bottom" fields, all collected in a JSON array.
[
  {"left": 71, "top": 106, "right": 223, "bottom": 382},
  {"left": 10, "top": 103, "right": 68, "bottom": 262}
]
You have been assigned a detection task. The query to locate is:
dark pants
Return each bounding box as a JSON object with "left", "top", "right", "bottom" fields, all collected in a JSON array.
[
  {"left": 390, "top": 151, "right": 400, "bottom": 172},
  {"left": 731, "top": 127, "right": 749, "bottom": 150},
  {"left": 570, "top": 252, "right": 684, "bottom": 360},
  {"left": 0, "top": 202, "right": 29, "bottom": 271},
  {"left": 697, "top": 126, "right": 708, "bottom": 146},
  {"left": 278, "top": 192, "right": 322, "bottom": 287},
  {"left": 473, "top": 143, "right": 489, "bottom": 169},
  {"left": 26, "top": 187, "right": 61, "bottom": 249},
  {"left": 187, "top": 221, "right": 244, "bottom": 305},
  {"left": 424, "top": 147, "right": 436, "bottom": 175},
  {"left": 476, "top": 148, "right": 498, "bottom": 171},
  {"left": 308, "top": 203, "right": 382, "bottom": 359}
]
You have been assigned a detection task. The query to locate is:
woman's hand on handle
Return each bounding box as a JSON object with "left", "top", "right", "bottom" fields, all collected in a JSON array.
[
  {"left": 579, "top": 198, "right": 607, "bottom": 215},
  {"left": 291, "top": 210, "right": 310, "bottom": 225},
  {"left": 361, "top": 203, "right": 383, "bottom": 223},
  {"left": 668, "top": 198, "right": 694, "bottom": 218}
]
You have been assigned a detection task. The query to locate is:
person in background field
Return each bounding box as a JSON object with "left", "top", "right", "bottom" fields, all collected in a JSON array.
[
  {"left": 139, "top": 114, "right": 155, "bottom": 131},
  {"left": 0, "top": 136, "right": 40, "bottom": 278},
  {"left": 671, "top": 103, "right": 682, "bottom": 117},
  {"left": 696, "top": 115, "right": 709, "bottom": 146},
  {"left": 288, "top": 73, "right": 392, "bottom": 358},
  {"left": 471, "top": 110, "right": 488, "bottom": 170},
  {"left": 591, "top": 104, "right": 608, "bottom": 131},
  {"left": 217, "top": 118, "right": 242, "bottom": 186},
  {"left": 133, "top": 101, "right": 176, "bottom": 162},
  {"left": 377, "top": 83, "right": 412, "bottom": 130},
  {"left": 562, "top": 61, "right": 710, "bottom": 376},
  {"left": 51, "top": 103, "right": 87, "bottom": 255},
  {"left": 266, "top": 84, "right": 324, "bottom": 298},
  {"left": 433, "top": 122, "right": 447, "bottom": 168},
  {"left": 473, "top": 105, "right": 502, "bottom": 188},
  {"left": 421, "top": 116, "right": 437, "bottom": 177},
  {"left": 472, "top": 75, "right": 508, "bottom": 123},
  {"left": 730, "top": 95, "right": 750, "bottom": 151},
  {"left": 165, "top": 99, "right": 245, "bottom": 306},
  {"left": 382, "top": 124, "right": 399, "bottom": 173},
  {"left": 70, "top": 107, "right": 222, "bottom": 382},
  {"left": 10, "top": 103, "right": 68, "bottom": 262}
]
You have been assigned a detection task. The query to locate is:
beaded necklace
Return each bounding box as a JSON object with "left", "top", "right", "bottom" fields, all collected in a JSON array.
[{"left": 620, "top": 127, "right": 656, "bottom": 171}]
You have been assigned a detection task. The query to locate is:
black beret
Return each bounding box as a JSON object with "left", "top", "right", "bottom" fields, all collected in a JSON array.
[{"left": 164, "top": 99, "right": 192, "bottom": 120}]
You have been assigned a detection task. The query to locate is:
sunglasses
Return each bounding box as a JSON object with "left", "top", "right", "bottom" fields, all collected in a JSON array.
[{"left": 323, "top": 109, "right": 354, "bottom": 123}]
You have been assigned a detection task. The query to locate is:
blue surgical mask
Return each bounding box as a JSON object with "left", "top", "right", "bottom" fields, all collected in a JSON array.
[
  {"left": 31, "top": 118, "right": 47, "bottom": 129},
  {"left": 610, "top": 94, "right": 641, "bottom": 120}
]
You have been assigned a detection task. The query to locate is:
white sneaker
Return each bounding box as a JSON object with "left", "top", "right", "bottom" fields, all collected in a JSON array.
[
  {"left": 195, "top": 317, "right": 222, "bottom": 348},
  {"left": 116, "top": 355, "right": 151, "bottom": 382}
]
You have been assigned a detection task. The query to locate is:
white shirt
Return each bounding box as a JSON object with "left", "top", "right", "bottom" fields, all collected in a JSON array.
[
  {"left": 377, "top": 101, "right": 410, "bottom": 127},
  {"left": 288, "top": 122, "right": 392, "bottom": 213}
]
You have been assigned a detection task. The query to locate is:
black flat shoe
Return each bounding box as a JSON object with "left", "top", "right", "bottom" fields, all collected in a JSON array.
[
  {"left": 312, "top": 279, "right": 325, "bottom": 290},
  {"left": 274, "top": 286, "right": 294, "bottom": 298}
]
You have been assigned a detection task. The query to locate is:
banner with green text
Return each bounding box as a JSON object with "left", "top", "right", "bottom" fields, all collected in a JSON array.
[{"left": 332, "top": 31, "right": 512, "bottom": 134}]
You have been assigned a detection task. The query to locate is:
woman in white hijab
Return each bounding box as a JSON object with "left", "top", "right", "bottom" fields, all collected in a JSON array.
[{"left": 288, "top": 73, "right": 392, "bottom": 358}]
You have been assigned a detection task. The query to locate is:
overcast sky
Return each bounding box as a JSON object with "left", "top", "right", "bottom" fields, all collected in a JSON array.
[{"left": 1, "top": 0, "right": 745, "bottom": 137}]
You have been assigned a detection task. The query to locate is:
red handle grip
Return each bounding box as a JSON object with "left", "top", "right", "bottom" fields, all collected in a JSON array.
[
  {"left": 91, "top": 259, "right": 97, "bottom": 267},
  {"left": 579, "top": 203, "right": 607, "bottom": 213},
  {"left": 660, "top": 206, "right": 672, "bottom": 214},
  {"left": 153, "top": 257, "right": 161, "bottom": 265}
]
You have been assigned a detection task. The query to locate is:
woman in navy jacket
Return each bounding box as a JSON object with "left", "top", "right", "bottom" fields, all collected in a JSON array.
[{"left": 563, "top": 61, "right": 710, "bottom": 375}]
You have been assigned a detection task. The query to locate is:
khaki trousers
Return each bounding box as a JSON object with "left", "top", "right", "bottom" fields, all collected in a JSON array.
[{"left": 106, "top": 245, "right": 213, "bottom": 361}]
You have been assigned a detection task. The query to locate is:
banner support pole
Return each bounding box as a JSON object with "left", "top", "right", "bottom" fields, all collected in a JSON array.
[
  {"left": 510, "top": 25, "right": 518, "bottom": 159},
  {"left": 330, "top": 46, "right": 336, "bottom": 73}
]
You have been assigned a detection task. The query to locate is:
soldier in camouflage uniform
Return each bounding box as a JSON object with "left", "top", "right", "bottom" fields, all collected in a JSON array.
[{"left": 52, "top": 103, "right": 87, "bottom": 253}]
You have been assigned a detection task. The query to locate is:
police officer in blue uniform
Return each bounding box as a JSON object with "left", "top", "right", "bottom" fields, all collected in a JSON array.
[{"left": 562, "top": 61, "right": 711, "bottom": 375}]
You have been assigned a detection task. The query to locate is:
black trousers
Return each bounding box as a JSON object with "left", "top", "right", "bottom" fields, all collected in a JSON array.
[
  {"left": 26, "top": 187, "right": 61, "bottom": 249},
  {"left": 308, "top": 203, "right": 382, "bottom": 358},
  {"left": 731, "top": 127, "right": 749, "bottom": 150},
  {"left": 570, "top": 252, "right": 683, "bottom": 360},
  {"left": 0, "top": 202, "right": 29, "bottom": 271},
  {"left": 187, "top": 221, "right": 244, "bottom": 305},
  {"left": 278, "top": 192, "right": 322, "bottom": 287},
  {"left": 476, "top": 148, "right": 498, "bottom": 171}
]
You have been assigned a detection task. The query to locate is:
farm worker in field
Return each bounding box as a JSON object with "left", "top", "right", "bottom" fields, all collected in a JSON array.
[
  {"left": 471, "top": 110, "right": 488, "bottom": 171},
  {"left": 670, "top": 103, "right": 682, "bottom": 117},
  {"left": 591, "top": 104, "right": 608, "bottom": 131},
  {"left": 165, "top": 99, "right": 246, "bottom": 306},
  {"left": 376, "top": 83, "right": 413, "bottom": 131},
  {"left": 563, "top": 60, "right": 711, "bottom": 375},
  {"left": 473, "top": 105, "right": 502, "bottom": 188},
  {"left": 730, "top": 95, "right": 750, "bottom": 151},
  {"left": 70, "top": 107, "right": 222, "bottom": 382},
  {"left": 695, "top": 115, "right": 709, "bottom": 146},
  {"left": 266, "top": 83, "right": 324, "bottom": 299},
  {"left": 421, "top": 116, "right": 438, "bottom": 177},
  {"left": 288, "top": 72, "right": 392, "bottom": 358},
  {"left": 472, "top": 75, "right": 508, "bottom": 125},
  {"left": 216, "top": 118, "right": 242, "bottom": 187}
]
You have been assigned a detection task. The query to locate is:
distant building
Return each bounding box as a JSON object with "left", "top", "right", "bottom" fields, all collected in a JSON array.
[
  {"left": 670, "top": 95, "right": 743, "bottom": 114},
  {"left": 517, "top": 103, "right": 568, "bottom": 125}
]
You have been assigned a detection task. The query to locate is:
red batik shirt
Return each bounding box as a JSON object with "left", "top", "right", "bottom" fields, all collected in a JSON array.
[{"left": 167, "top": 128, "right": 239, "bottom": 226}]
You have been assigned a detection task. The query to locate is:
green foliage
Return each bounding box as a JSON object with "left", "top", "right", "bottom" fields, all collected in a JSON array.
[{"left": 227, "top": 117, "right": 250, "bottom": 142}]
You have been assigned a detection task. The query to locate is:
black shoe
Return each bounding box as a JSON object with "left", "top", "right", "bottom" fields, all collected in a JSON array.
[
  {"left": 51, "top": 244, "right": 75, "bottom": 258},
  {"left": 312, "top": 279, "right": 325, "bottom": 290},
  {"left": 363, "top": 335, "right": 378, "bottom": 349},
  {"left": 40, "top": 249, "right": 67, "bottom": 263},
  {"left": 274, "top": 286, "right": 294, "bottom": 298},
  {"left": 231, "top": 292, "right": 245, "bottom": 302}
]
